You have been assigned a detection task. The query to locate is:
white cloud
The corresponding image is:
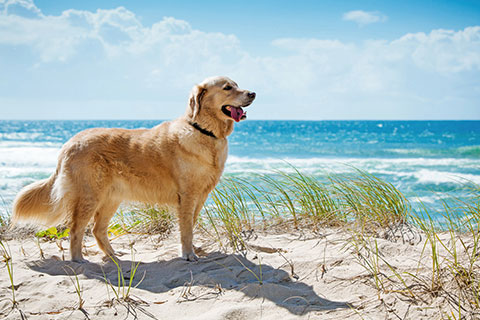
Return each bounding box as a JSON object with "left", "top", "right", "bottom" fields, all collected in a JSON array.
[
  {"left": 392, "top": 27, "right": 480, "bottom": 72},
  {"left": 0, "top": 0, "right": 479, "bottom": 120},
  {"left": 0, "top": 1, "right": 242, "bottom": 65},
  {"left": 0, "top": 0, "right": 42, "bottom": 17},
  {"left": 343, "top": 10, "right": 387, "bottom": 26}
]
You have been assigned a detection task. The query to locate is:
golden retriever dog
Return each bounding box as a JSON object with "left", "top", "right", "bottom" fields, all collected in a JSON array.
[{"left": 12, "top": 76, "right": 256, "bottom": 262}]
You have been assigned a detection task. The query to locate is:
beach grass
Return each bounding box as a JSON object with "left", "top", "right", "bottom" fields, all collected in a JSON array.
[
  {"left": 0, "top": 241, "right": 16, "bottom": 307},
  {"left": 107, "top": 204, "right": 174, "bottom": 237},
  {"left": 99, "top": 249, "right": 157, "bottom": 319},
  {"left": 103, "top": 254, "right": 143, "bottom": 302},
  {"left": 64, "top": 266, "right": 86, "bottom": 312},
  {"left": 0, "top": 240, "right": 27, "bottom": 319},
  {"left": 203, "top": 168, "right": 411, "bottom": 242}
]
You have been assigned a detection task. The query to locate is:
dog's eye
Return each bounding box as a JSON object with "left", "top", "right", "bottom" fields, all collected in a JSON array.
[{"left": 223, "top": 85, "right": 232, "bottom": 91}]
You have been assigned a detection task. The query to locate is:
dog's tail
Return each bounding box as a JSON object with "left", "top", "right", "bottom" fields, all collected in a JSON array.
[{"left": 11, "top": 172, "right": 66, "bottom": 227}]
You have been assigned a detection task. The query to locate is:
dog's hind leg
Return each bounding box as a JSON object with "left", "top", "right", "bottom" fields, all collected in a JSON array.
[
  {"left": 93, "top": 201, "right": 120, "bottom": 259},
  {"left": 69, "top": 198, "right": 97, "bottom": 263}
]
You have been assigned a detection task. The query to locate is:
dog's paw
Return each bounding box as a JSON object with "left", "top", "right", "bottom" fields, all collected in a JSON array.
[{"left": 182, "top": 252, "right": 199, "bottom": 262}]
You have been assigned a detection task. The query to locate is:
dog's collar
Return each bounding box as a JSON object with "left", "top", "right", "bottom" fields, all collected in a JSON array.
[{"left": 189, "top": 121, "right": 217, "bottom": 139}]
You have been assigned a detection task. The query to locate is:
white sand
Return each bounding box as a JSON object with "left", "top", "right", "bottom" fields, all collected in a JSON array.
[{"left": 0, "top": 226, "right": 462, "bottom": 319}]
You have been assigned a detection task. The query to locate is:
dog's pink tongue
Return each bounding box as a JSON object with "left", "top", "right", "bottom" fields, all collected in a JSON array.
[{"left": 230, "top": 107, "right": 244, "bottom": 122}]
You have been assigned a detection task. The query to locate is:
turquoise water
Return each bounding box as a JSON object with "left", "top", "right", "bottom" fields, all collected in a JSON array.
[{"left": 1, "top": 120, "right": 479, "bottom": 217}]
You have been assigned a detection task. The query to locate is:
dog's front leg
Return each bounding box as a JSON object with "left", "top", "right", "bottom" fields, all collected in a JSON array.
[{"left": 177, "top": 196, "right": 198, "bottom": 261}]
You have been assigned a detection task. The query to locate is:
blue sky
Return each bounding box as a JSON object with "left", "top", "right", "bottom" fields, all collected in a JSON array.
[{"left": 1, "top": 0, "right": 479, "bottom": 120}]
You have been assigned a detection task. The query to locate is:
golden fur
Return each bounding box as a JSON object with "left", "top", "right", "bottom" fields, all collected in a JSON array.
[{"left": 12, "top": 76, "right": 255, "bottom": 262}]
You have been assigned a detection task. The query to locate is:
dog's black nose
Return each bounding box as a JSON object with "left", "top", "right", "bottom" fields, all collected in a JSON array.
[{"left": 248, "top": 92, "right": 256, "bottom": 99}]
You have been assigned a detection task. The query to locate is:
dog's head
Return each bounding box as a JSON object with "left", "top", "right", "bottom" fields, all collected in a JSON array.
[{"left": 187, "top": 76, "right": 256, "bottom": 123}]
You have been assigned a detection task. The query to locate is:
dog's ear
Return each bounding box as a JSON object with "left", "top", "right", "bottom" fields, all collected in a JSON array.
[{"left": 189, "top": 85, "right": 206, "bottom": 120}]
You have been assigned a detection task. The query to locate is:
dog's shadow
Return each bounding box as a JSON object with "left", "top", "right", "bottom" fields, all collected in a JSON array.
[{"left": 28, "top": 252, "right": 350, "bottom": 315}]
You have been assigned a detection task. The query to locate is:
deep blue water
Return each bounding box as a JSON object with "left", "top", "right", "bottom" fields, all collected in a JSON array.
[
  {"left": 231, "top": 120, "right": 480, "bottom": 158},
  {"left": 1, "top": 120, "right": 479, "bottom": 217}
]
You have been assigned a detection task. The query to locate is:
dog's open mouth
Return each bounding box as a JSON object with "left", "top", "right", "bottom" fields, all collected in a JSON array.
[{"left": 222, "top": 105, "right": 249, "bottom": 122}]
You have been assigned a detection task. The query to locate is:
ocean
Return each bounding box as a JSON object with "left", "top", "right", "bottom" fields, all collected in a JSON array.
[{"left": 1, "top": 120, "right": 479, "bottom": 218}]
